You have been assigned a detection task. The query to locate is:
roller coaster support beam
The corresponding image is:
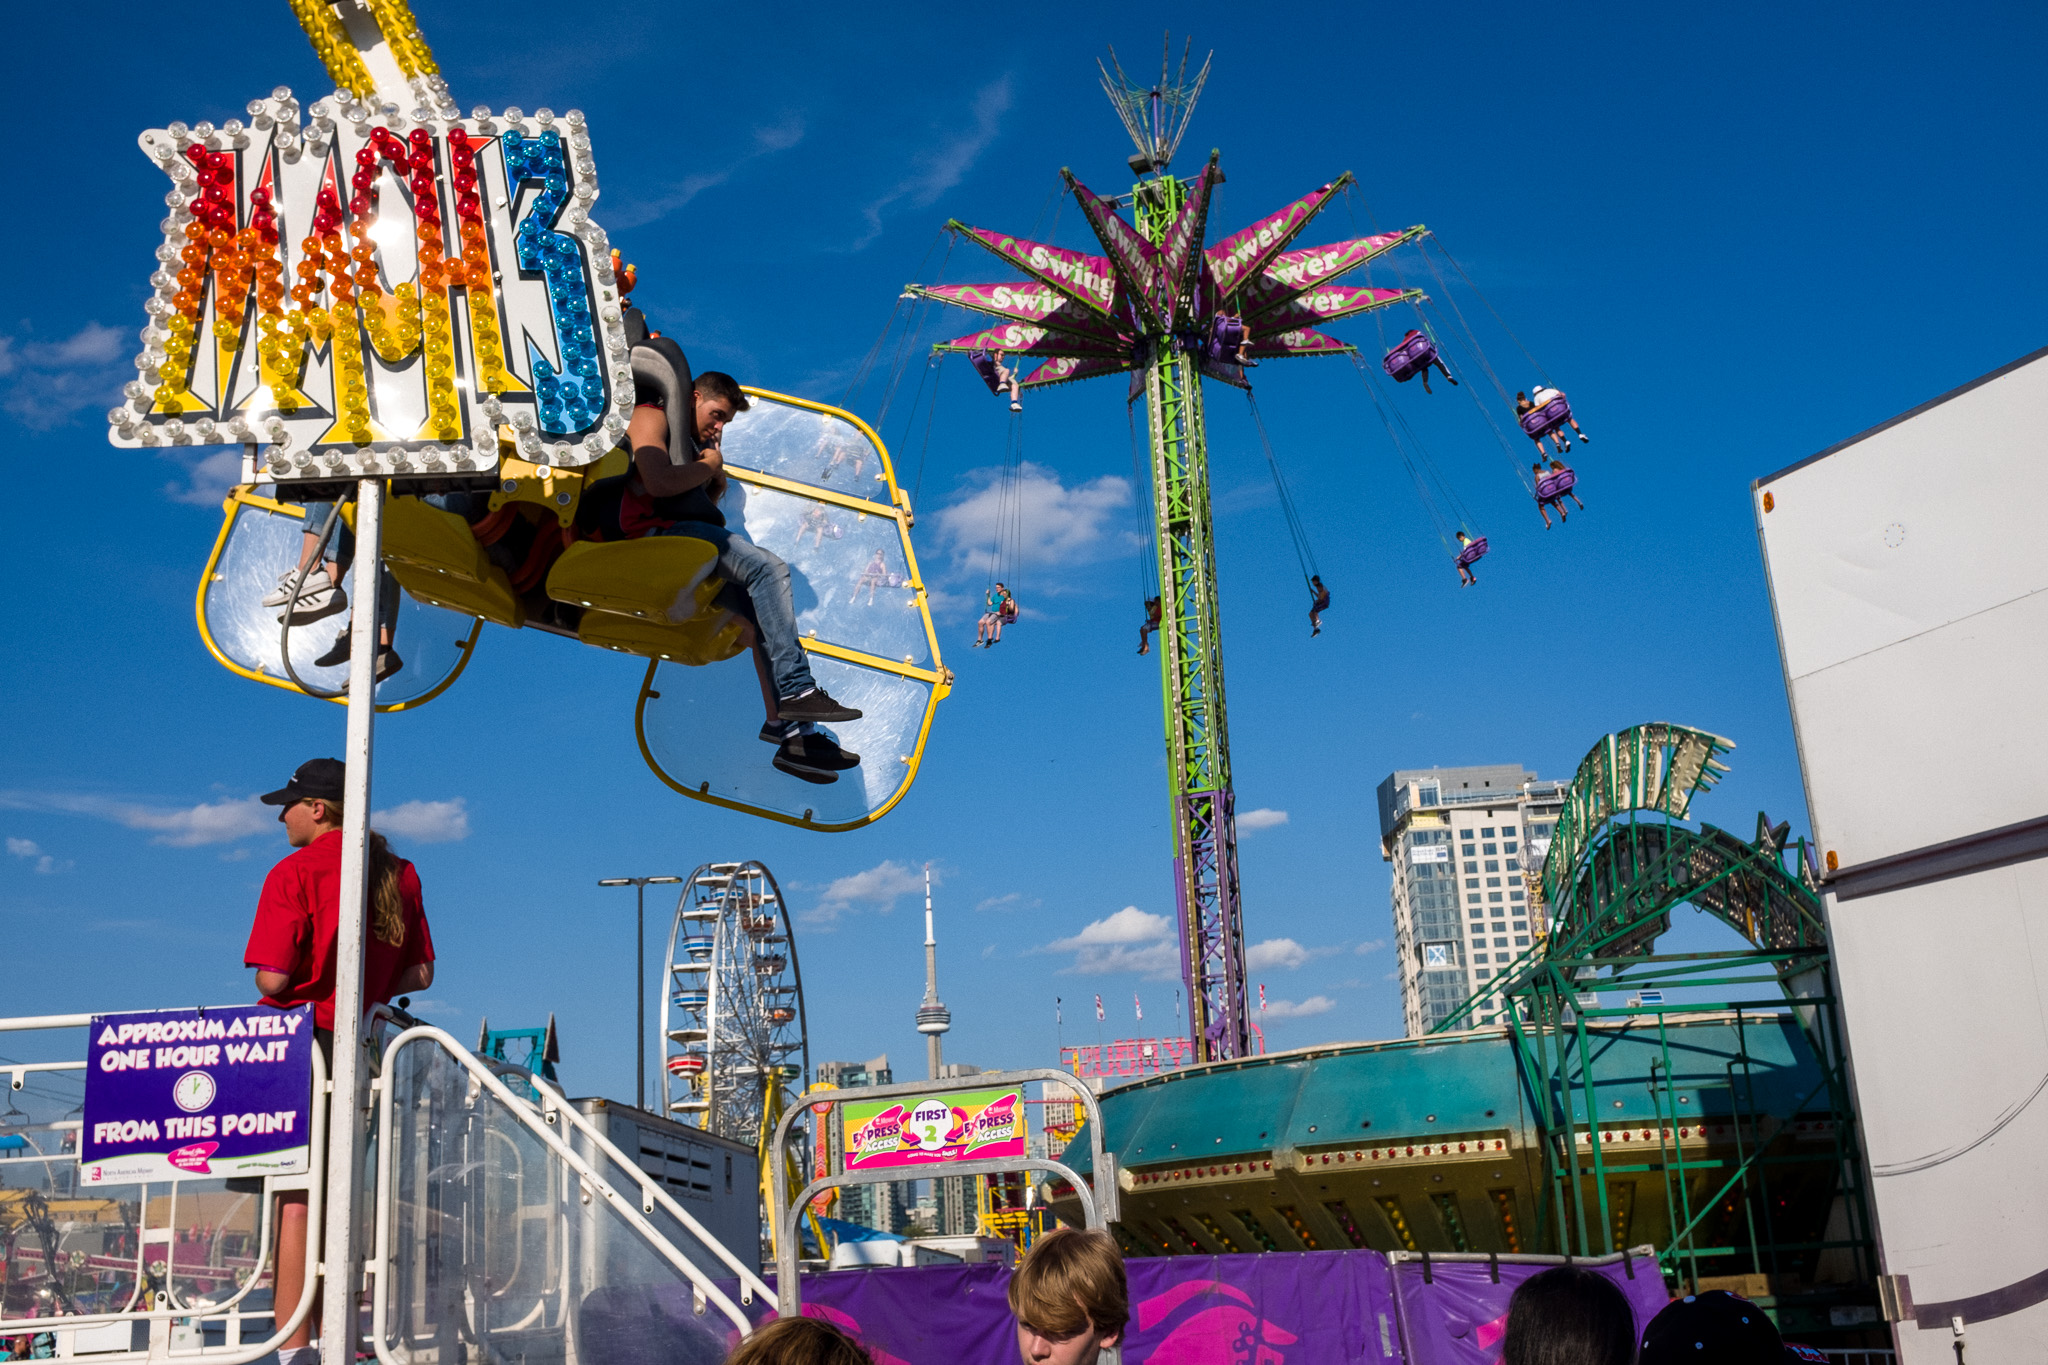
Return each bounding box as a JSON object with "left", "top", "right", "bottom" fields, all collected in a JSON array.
[{"left": 1133, "top": 174, "right": 1248, "bottom": 1063}]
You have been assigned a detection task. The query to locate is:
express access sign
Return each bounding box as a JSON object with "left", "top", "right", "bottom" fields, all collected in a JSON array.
[
  {"left": 841, "top": 1088, "right": 1027, "bottom": 1172},
  {"left": 81, "top": 1004, "right": 315, "bottom": 1185}
]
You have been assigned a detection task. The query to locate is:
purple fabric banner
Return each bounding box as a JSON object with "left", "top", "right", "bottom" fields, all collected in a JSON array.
[
  {"left": 1387, "top": 1255, "right": 1668, "bottom": 1365},
  {"left": 1253, "top": 285, "right": 1416, "bottom": 330},
  {"left": 638, "top": 1251, "right": 1673, "bottom": 1365},
  {"left": 939, "top": 323, "right": 1130, "bottom": 361},
  {"left": 1244, "top": 325, "right": 1354, "bottom": 359},
  {"left": 1155, "top": 155, "right": 1221, "bottom": 332},
  {"left": 1205, "top": 176, "right": 1351, "bottom": 303},
  {"left": 1019, "top": 354, "right": 1138, "bottom": 390},
  {"left": 953, "top": 224, "right": 1123, "bottom": 318},
  {"left": 915, "top": 283, "right": 1128, "bottom": 345},
  {"left": 1240, "top": 228, "right": 1424, "bottom": 319},
  {"left": 1066, "top": 174, "right": 1164, "bottom": 330}
]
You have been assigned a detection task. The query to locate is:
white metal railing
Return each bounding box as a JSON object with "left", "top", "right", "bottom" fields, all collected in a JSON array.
[
  {"left": 369, "top": 1026, "right": 760, "bottom": 1361},
  {"left": 0, "top": 1009, "right": 327, "bottom": 1364},
  {"left": 770, "top": 1068, "right": 1118, "bottom": 1317}
]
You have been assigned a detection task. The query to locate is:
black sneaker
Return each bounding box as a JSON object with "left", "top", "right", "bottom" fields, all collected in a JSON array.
[
  {"left": 772, "top": 739, "right": 839, "bottom": 785},
  {"left": 337, "top": 650, "right": 404, "bottom": 692},
  {"left": 314, "top": 632, "right": 352, "bottom": 669},
  {"left": 792, "top": 732, "right": 859, "bottom": 770},
  {"left": 759, "top": 720, "right": 794, "bottom": 744},
  {"left": 777, "top": 688, "right": 862, "bottom": 723}
]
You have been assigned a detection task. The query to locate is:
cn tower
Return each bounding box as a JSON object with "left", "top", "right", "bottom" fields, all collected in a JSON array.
[{"left": 915, "top": 864, "right": 950, "bottom": 1079}]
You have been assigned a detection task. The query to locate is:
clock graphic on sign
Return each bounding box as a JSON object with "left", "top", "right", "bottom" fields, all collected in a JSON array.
[{"left": 173, "top": 1070, "right": 217, "bottom": 1113}]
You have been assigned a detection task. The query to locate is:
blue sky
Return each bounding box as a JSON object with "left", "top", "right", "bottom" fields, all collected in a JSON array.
[{"left": 3, "top": 0, "right": 2044, "bottom": 1111}]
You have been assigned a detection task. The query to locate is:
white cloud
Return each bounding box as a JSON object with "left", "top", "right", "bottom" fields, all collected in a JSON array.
[
  {"left": 1246, "top": 938, "right": 1310, "bottom": 971},
  {"left": 161, "top": 448, "right": 245, "bottom": 507},
  {"left": 976, "top": 891, "right": 1041, "bottom": 912},
  {"left": 1043, "top": 906, "right": 1179, "bottom": 978},
  {"left": 1236, "top": 808, "right": 1289, "bottom": 832},
  {"left": 934, "top": 462, "right": 1136, "bottom": 584},
  {"left": 1, "top": 788, "right": 468, "bottom": 849},
  {"left": 0, "top": 322, "right": 130, "bottom": 430},
  {"left": 805, "top": 859, "right": 928, "bottom": 923},
  {"left": 1260, "top": 995, "right": 1336, "bottom": 1022},
  {"left": 606, "top": 115, "right": 807, "bottom": 230},
  {"left": 373, "top": 798, "right": 471, "bottom": 844},
  {"left": 1355, "top": 939, "right": 1387, "bottom": 956},
  {"left": 6, "top": 837, "right": 64, "bottom": 875},
  {"left": 851, "top": 78, "right": 1013, "bottom": 250}
]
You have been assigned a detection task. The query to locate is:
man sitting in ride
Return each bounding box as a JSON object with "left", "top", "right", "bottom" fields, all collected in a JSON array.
[{"left": 581, "top": 326, "right": 862, "bottom": 786}]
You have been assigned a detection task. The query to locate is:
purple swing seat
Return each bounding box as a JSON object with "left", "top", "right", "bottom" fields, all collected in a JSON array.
[
  {"left": 1535, "top": 467, "right": 1577, "bottom": 501},
  {"left": 1520, "top": 393, "right": 1572, "bottom": 438},
  {"left": 1455, "top": 537, "right": 1489, "bottom": 568},
  {"left": 968, "top": 348, "right": 1004, "bottom": 396},
  {"left": 1382, "top": 332, "right": 1439, "bottom": 382},
  {"left": 1206, "top": 313, "right": 1246, "bottom": 363}
]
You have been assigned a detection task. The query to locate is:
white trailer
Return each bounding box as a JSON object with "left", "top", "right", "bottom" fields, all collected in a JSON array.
[{"left": 1755, "top": 345, "right": 2048, "bottom": 1362}]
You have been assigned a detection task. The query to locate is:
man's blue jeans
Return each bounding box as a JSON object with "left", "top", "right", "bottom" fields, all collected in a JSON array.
[{"left": 655, "top": 522, "right": 816, "bottom": 700}]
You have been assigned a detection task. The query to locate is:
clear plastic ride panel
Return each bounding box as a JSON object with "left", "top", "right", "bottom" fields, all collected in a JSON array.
[{"left": 659, "top": 863, "right": 809, "bottom": 1146}]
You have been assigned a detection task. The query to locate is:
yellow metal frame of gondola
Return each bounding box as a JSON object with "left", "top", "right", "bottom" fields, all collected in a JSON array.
[
  {"left": 633, "top": 385, "right": 953, "bottom": 832},
  {"left": 195, "top": 486, "right": 482, "bottom": 712}
]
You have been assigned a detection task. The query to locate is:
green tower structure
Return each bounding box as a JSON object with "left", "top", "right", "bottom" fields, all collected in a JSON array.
[{"left": 912, "top": 41, "right": 1424, "bottom": 1061}]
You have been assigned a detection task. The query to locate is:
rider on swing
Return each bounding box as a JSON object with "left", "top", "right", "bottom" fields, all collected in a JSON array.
[{"left": 1308, "top": 575, "right": 1331, "bottom": 637}]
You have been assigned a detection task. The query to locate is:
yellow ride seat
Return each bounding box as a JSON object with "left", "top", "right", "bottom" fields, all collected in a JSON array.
[
  {"left": 544, "top": 538, "right": 746, "bottom": 666},
  {"left": 380, "top": 495, "right": 525, "bottom": 628}
]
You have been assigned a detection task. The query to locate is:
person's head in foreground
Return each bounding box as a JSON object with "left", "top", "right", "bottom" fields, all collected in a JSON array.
[
  {"left": 1638, "top": 1291, "right": 1786, "bottom": 1365},
  {"left": 1009, "top": 1227, "right": 1128, "bottom": 1365},
  {"left": 1501, "top": 1265, "right": 1638, "bottom": 1365},
  {"left": 725, "top": 1316, "right": 871, "bottom": 1365}
]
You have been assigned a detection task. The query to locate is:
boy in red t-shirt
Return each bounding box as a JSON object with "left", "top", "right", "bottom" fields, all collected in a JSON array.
[{"left": 245, "top": 758, "right": 435, "bottom": 1365}]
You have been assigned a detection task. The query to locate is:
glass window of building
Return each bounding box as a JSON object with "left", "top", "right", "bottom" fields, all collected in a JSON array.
[
  {"left": 1482, "top": 843, "right": 1497, "bottom": 855},
  {"left": 1484, "top": 860, "right": 1499, "bottom": 872},
  {"left": 1467, "top": 894, "right": 1481, "bottom": 905},
  {"left": 1419, "top": 785, "right": 1438, "bottom": 805},
  {"left": 1505, "top": 858, "right": 1519, "bottom": 871},
  {"left": 1486, "top": 877, "right": 1501, "bottom": 887},
  {"left": 1481, "top": 827, "right": 1495, "bottom": 837},
  {"left": 1465, "top": 877, "right": 1479, "bottom": 888},
  {"left": 1505, "top": 840, "right": 1518, "bottom": 853},
  {"left": 1488, "top": 892, "right": 1504, "bottom": 902},
  {"left": 1464, "top": 861, "right": 1478, "bottom": 873},
  {"left": 1511, "top": 889, "right": 1525, "bottom": 901},
  {"left": 1515, "top": 935, "right": 1530, "bottom": 946}
]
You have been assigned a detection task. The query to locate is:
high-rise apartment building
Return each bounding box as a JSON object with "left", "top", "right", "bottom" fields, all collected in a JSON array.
[
  {"left": 1375, "top": 764, "right": 1567, "bottom": 1036},
  {"left": 815, "top": 1054, "right": 901, "bottom": 1232}
]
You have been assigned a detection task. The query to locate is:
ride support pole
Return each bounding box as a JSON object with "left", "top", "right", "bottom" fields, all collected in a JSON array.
[{"left": 319, "top": 475, "right": 384, "bottom": 1365}]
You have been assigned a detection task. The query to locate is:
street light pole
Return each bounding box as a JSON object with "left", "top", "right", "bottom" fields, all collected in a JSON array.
[{"left": 600, "top": 875, "right": 684, "bottom": 1108}]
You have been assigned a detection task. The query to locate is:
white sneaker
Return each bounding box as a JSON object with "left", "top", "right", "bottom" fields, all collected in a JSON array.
[
  {"left": 262, "top": 567, "right": 333, "bottom": 607},
  {"left": 1010, "top": 401, "right": 1023, "bottom": 412}
]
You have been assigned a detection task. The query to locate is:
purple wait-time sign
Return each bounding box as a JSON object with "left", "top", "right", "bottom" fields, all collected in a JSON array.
[{"left": 81, "top": 1004, "right": 315, "bottom": 1186}]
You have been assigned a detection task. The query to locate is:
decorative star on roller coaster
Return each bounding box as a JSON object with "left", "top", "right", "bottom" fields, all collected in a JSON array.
[{"left": 909, "top": 153, "right": 1431, "bottom": 393}]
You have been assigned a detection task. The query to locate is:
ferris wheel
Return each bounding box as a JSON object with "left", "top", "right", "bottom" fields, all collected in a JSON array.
[{"left": 659, "top": 861, "right": 810, "bottom": 1145}]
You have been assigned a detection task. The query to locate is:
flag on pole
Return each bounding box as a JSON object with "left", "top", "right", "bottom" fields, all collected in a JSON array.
[
  {"left": 1175, "top": 988, "right": 1182, "bottom": 1021},
  {"left": 1056, "top": 996, "right": 1062, "bottom": 1026},
  {"left": 1259, "top": 983, "right": 1268, "bottom": 1012},
  {"left": 1134, "top": 993, "right": 1143, "bottom": 1022},
  {"left": 1094, "top": 995, "right": 1105, "bottom": 1021}
]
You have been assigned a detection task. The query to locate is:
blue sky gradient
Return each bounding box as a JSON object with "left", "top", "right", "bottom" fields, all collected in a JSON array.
[{"left": 3, "top": 0, "right": 2043, "bottom": 1108}]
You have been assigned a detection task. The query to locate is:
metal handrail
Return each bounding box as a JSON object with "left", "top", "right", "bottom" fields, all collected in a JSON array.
[
  {"left": 0, "top": 1012, "right": 328, "bottom": 1364},
  {"left": 525, "top": 1072, "right": 772, "bottom": 1305},
  {"left": 768, "top": 1067, "right": 1119, "bottom": 1317},
  {"left": 368, "top": 1026, "right": 756, "bottom": 1359}
]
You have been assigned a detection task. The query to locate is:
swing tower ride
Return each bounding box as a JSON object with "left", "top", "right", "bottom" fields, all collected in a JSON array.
[{"left": 912, "top": 44, "right": 1427, "bottom": 1062}]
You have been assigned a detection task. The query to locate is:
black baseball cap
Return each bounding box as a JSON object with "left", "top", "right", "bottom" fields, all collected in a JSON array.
[
  {"left": 1640, "top": 1292, "right": 1784, "bottom": 1365},
  {"left": 260, "top": 758, "right": 346, "bottom": 806}
]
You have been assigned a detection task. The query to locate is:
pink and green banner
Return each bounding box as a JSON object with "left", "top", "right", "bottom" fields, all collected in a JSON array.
[
  {"left": 936, "top": 324, "right": 1127, "bottom": 360},
  {"left": 1252, "top": 285, "right": 1418, "bottom": 330},
  {"left": 1240, "top": 227, "right": 1425, "bottom": 318},
  {"left": 1155, "top": 154, "right": 1221, "bottom": 331},
  {"left": 842, "top": 1087, "right": 1027, "bottom": 1171},
  {"left": 1019, "top": 354, "right": 1138, "bottom": 390},
  {"left": 951, "top": 223, "right": 1122, "bottom": 318},
  {"left": 1067, "top": 174, "right": 1163, "bottom": 330},
  {"left": 913, "top": 283, "right": 1128, "bottom": 345},
  {"left": 1205, "top": 175, "right": 1353, "bottom": 303},
  {"left": 1245, "top": 325, "right": 1355, "bottom": 359}
]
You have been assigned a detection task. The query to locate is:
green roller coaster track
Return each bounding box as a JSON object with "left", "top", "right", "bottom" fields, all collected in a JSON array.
[{"left": 1433, "top": 723, "right": 1876, "bottom": 1292}]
